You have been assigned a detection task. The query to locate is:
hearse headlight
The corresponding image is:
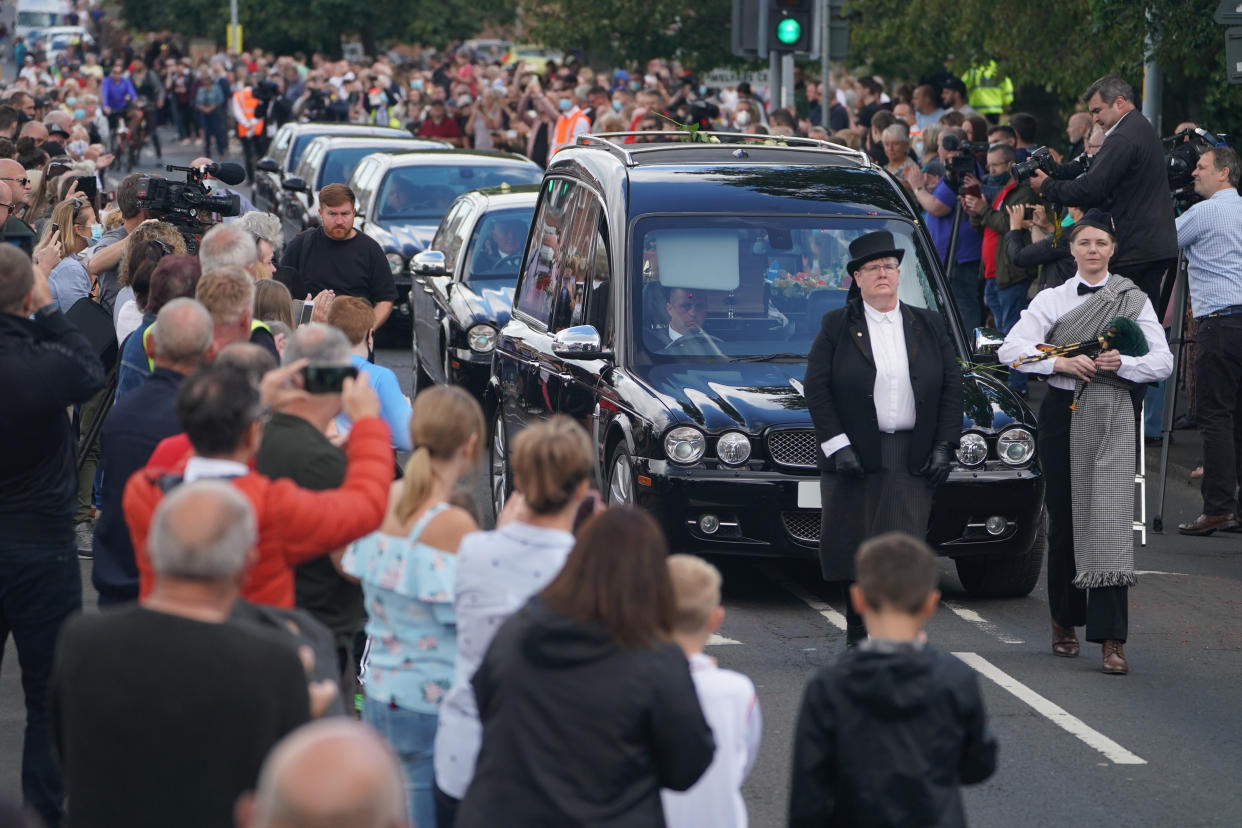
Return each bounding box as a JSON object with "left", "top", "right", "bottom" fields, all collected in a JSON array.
[
  {"left": 956, "top": 432, "right": 988, "bottom": 467},
  {"left": 998, "top": 427, "right": 1035, "bottom": 466},
  {"left": 715, "top": 431, "right": 751, "bottom": 466},
  {"left": 386, "top": 252, "right": 405, "bottom": 274},
  {"left": 664, "top": 426, "right": 706, "bottom": 464}
]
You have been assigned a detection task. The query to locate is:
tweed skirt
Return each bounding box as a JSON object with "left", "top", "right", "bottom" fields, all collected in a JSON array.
[{"left": 817, "top": 431, "right": 933, "bottom": 582}]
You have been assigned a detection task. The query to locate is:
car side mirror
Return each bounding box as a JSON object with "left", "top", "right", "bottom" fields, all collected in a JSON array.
[
  {"left": 972, "top": 327, "right": 1005, "bottom": 363},
  {"left": 552, "top": 325, "right": 613, "bottom": 360},
  {"left": 282, "top": 175, "right": 308, "bottom": 193},
  {"left": 256, "top": 157, "right": 279, "bottom": 173},
  {"left": 411, "top": 250, "right": 447, "bottom": 276}
]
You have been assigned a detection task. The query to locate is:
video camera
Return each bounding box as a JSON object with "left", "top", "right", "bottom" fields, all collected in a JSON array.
[
  {"left": 135, "top": 162, "right": 245, "bottom": 253},
  {"left": 1165, "top": 127, "right": 1229, "bottom": 209},
  {"left": 941, "top": 132, "right": 987, "bottom": 180},
  {"left": 252, "top": 79, "right": 279, "bottom": 103}
]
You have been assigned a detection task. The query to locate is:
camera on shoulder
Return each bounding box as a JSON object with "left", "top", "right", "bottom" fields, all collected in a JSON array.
[{"left": 136, "top": 163, "right": 244, "bottom": 253}]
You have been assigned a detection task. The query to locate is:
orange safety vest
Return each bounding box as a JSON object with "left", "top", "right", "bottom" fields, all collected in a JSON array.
[
  {"left": 233, "top": 88, "right": 265, "bottom": 138},
  {"left": 552, "top": 108, "right": 590, "bottom": 155}
]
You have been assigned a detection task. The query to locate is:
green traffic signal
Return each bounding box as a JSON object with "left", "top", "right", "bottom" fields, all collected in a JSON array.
[{"left": 776, "top": 17, "right": 801, "bottom": 45}]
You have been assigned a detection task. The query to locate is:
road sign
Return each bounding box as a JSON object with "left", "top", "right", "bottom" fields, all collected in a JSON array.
[
  {"left": 1227, "top": 27, "right": 1242, "bottom": 84},
  {"left": 1215, "top": 0, "right": 1242, "bottom": 24}
]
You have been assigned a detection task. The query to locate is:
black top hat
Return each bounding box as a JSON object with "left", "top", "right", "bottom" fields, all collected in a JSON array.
[{"left": 847, "top": 230, "right": 906, "bottom": 275}]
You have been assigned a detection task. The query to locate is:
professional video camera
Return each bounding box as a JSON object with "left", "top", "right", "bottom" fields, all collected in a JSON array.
[
  {"left": 1165, "top": 127, "right": 1230, "bottom": 209},
  {"left": 252, "top": 79, "right": 279, "bottom": 103},
  {"left": 1010, "top": 145, "right": 1057, "bottom": 183},
  {"left": 941, "top": 132, "right": 988, "bottom": 182},
  {"left": 135, "top": 162, "right": 245, "bottom": 253}
]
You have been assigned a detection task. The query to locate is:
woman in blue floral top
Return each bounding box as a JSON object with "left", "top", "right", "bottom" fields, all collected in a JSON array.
[{"left": 343, "top": 385, "right": 484, "bottom": 828}]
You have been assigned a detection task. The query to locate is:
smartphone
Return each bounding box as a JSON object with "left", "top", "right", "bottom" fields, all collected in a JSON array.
[
  {"left": 1023, "top": 205, "right": 1035, "bottom": 221},
  {"left": 297, "top": 300, "right": 314, "bottom": 326},
  {"left": 960, "top": 182, "right": 982, "bottom": 199},
  {"left": 75, "top": 175, "right": 98, "bottom": 202},
  {"left": 301, "top": 364, "right": 358, "bottom": 394}
]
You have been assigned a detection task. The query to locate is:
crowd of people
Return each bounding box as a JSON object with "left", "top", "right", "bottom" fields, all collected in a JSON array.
[{"left": 1, "top": 4, "right": 1241, "bottom": 825}]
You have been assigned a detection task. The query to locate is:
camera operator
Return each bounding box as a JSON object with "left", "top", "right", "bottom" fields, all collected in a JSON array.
[
  {"left": 907, "top": 128, "right": 986, "bottom": 330},
  {"left": 1028, "top": 75, "right": 1177, "bottom": 314},
  {"left": 85, "top": 173, "right": 150, "bottom": 312},
  {"left": 1173, "top": 147, "right": 1242, "bottom": 537}
]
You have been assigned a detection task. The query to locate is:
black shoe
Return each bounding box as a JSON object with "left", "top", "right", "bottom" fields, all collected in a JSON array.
[
  {"left": 1173, "top": 414, "right": 1197, "bottom": 430},
  {"left": 846, "top": 621, "right": 867, "bottom": 648}
]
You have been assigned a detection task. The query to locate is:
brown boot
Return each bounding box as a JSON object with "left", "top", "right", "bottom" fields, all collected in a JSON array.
[
  {"left": 1051, "top": 619, "right": 1079, "bottom": 657},
  {"left": 1101, "top": 640, "right": 1129, "bottom": 675}
]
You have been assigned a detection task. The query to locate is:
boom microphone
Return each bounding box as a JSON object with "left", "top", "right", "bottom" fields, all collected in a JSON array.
[{"left": 206, "top": 162, "right": 247, "bottom": 186}]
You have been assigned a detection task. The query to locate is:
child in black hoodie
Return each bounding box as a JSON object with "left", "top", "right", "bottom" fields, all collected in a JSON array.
[{"left": 788, "top": 531, "right": 998, "bottom": 827}]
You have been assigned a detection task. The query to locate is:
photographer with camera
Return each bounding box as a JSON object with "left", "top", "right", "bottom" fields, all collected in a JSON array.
[
  {"left": 1028, "top": 75, "right": 1177, "bottom": 314},
  {"left": 964, "top": 143, "right": 1038, "bottom": 395},
  {"left": 1173, "top": 147, "right": 1242, "bottom": 537}
]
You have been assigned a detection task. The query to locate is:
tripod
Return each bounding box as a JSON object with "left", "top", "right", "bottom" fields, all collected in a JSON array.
[{"left": 1151, "top": 250, "right": 1190, "bottom": 532}]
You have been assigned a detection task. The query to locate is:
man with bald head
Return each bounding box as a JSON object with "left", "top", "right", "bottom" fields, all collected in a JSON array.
[
  {"left": 237, "top": 719, "right": 410, "bottom": 828},
  {"left": 18, "top": 120, "right": 47, "bottom": 146},
  {"left": 53, "top": 480, "right": 312, "bottom": 828},
  {"left": 0, "top": 159, "right": 36, "bottom": 251},
  {"left": 1066, "top": 111, "right": 1092, "bottom": 158},
  {"left": 93, "top": 298, "right": 214, "bottom": 605}
]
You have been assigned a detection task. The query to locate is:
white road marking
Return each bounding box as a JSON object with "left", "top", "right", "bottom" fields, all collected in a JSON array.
[
  {"left": 707, "top": 633, "right": 741, "bottom": 646},
  {"left": 770, "top": 575, "right": 848, "bottom": 631},
  {"left": 1134, "top": 570, "right": 1188, "bottom": 576},
  {"left": 953, "top": 652, "right": 1147, "bottom": 766},
  {"left": 942, "top": 601, "right": 1025, "bottom": 644}
]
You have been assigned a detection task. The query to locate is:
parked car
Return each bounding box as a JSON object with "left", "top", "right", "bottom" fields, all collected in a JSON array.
[
  {"left": 486, "top": 133, "right": 1048, "bottom": 598},
  {"left": 346, "top": 150, "right": 543, "bottom": 333},
  {"left": 275, "top": 135, "right": 447, "bottom": 244},
  {"left": 253, "top": 122, "right": 411, "bottom": 214},
  {"left": 34, "top": 25, "right": 93, "bottom": 63},
  {"left": 409, "top": 185, "right": 539, "bottom": 395}
]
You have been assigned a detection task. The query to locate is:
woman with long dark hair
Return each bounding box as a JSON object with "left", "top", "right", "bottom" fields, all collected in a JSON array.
[{"left": 456, "top": 507, "right": 714, "bottom": 827}]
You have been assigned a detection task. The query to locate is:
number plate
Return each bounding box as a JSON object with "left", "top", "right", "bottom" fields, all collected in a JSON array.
[{"left": 797, "top": 480, "right": 821, "bottom": 509}]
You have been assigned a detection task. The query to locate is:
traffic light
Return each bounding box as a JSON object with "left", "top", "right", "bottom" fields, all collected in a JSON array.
[{"left": 770, "top": 0, "right": 813, "bottom": 53}]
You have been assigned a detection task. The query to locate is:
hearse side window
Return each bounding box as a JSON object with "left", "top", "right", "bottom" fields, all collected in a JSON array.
[
  {"left": 549, "top": 189, "right": 600, "bottom": 333},
  {"left": 515, "top": 178, "right": 579, "bottom": 327}
]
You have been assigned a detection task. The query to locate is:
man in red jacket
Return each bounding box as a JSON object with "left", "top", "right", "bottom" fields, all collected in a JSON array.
[{"left": 125, "top": 358, "right": 393, "bottom": 608}]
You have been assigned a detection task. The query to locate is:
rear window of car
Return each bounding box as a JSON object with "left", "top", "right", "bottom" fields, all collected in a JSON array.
[{"left": 376, "top": 164, "right": 542, "bottom": 222}]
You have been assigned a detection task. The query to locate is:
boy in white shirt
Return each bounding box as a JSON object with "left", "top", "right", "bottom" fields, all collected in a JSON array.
[{"left": 661, "top": 555, "right": 762, "bottom": 828}]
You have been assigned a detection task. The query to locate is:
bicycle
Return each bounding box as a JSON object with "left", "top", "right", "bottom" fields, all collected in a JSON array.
[{"left": 123, "top": 98, "right": 151, "bottom": 171}]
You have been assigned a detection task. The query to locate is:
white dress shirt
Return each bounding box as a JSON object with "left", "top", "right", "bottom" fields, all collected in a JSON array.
[
  {"left": 821, "top": 301, "right": 918, "bottom": 458},
  {"left": 183, "top": 456, "right": 249, "bottom": 482},
  {"left": 997, "top": 273, "right": 1173, "bottom": 391}
]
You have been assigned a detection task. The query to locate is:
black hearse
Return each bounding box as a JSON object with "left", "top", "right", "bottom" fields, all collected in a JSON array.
[{"left": 486, "top": 133, "right": 1046, "bottom": 597}]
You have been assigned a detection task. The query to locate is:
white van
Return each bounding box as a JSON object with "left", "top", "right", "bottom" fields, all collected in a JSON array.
[{"left": 15, "top": 0, "right": 64, "bottom": 42}]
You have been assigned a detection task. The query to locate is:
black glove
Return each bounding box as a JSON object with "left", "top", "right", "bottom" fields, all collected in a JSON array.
[
  {"left": 832, "top": 445, "right": 864, "bottom": 478},
  {"left": 920, "top": 441, "right": 955, "bottom": 488}
]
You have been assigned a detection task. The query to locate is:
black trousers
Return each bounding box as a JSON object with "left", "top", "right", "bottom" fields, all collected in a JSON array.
[
  {"left": 1194, "top": 315, "right": 1242, "bottom": 515},
  {"left": 1039, "top": 388, "right": 1128, "bottom": 643},
  {"left": 1114, "top": 258, "right": 1177, "bottom": 319}
]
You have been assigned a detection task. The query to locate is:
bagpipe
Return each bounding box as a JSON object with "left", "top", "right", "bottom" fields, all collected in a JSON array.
[{"left": 1009, "top": 316, "right": 1149, "bottom": 410}]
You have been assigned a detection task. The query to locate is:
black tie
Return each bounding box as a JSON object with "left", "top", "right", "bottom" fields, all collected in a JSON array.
[{"left": 1078, "top": 283, "right": 1104, "bottom": 295}]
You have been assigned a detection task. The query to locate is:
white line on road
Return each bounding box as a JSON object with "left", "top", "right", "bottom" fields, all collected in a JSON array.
[
  {"left": 707, "top": 633, "right": 742, "bottom": 646},
  {"left": 942, "top": 601, "right": 1025, "bottom": 644},
  {"left": 1134, "top": 570, "right": 1188, "bottom": 576},
  {"left": 769, "top": 575, "right": 848, "bottom": 631},
  {"left": 953, "top": 652, "right": 1147, "bottom": 766}
]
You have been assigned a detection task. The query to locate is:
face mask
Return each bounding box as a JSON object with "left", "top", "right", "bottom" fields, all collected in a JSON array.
[
  {"left": 984, "top": 171, "right": 1010, "bottom": 186},
  {"left": 66, "top": 96, "right": 77, "bottom": 106},
  {"left": 735, "top": 110, "right": 751, "bottom": 127},
  {"left": 409, "top": 79, "right": 423, "bottom": 90},
  {"left": 698, "top": 85, "right": 707, "bottom": 97},
  {"left": 68, "top": 139, "right": 87, "bottom": 156},
  {"left": 629, "top": 81, "right": 641, "bottom": 92},
  {"left": 88, "top": 223, "right": 102, "bottom": 244},
  {"left": 558, "top": 98, "right": 572, "bottom": 111},
  {"left": 611, "top": 99, "right": 622, "bottom": 112},
  {"left": 73, "top": 108, "right": 85, "bottom": 120}
]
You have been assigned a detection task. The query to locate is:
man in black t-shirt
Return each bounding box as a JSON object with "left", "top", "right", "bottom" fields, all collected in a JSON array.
[
  {"left": 51, "top": 481, "right": 317, "bottom": 828},
  {"left": 277, "top": 183, "right": 396, "bottom": 329}
]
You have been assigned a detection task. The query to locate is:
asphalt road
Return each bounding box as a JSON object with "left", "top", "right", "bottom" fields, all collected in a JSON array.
[{"left": 4, "top": 128, "right": 1241, "bottom": 826}]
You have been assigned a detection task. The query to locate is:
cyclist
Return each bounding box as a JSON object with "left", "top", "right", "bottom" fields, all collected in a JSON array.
[
  {"left": 128, "top": 60, "right": 165, "bottom": 161},
  {"left": 101, "top": 62, "right": 137, "bottom": 153}
]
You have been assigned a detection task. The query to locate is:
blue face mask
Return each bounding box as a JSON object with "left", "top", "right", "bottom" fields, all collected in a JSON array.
[
  {"left": 698, "top": 85, "right": 707, "bottom": 97},
  {"left": 611, "top": 99, "right": 622, "bottom": 112},
  {"left": 629, "top": 81, "right": 642, "bottom": 92},
  {"left": 558, "top": 98, "right": 573, "bottom": 112},
  {"left": 74, "top": 108, "right": 86, "bottom": 120},
  {"left": 88, "top": 223, "right": 102, "bottom": 244},
  {"left": 66, "top": 96, "right": 77, "bottom": 106}
]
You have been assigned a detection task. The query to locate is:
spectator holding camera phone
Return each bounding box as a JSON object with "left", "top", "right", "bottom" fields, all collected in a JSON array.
[{"left": 1005, "top": 202, "right": 1084, "bottom": 293}]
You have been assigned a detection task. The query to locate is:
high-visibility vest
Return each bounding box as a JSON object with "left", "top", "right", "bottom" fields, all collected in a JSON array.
[
  {"left": 551, "top": 108, "right": 590, "bottom": 155},
  {"left": 232, "top": 87, "right": 265, "bottom": 137},
  {"left": 962, "top": 62, "right": 1013, "bottom": 117},
  {"left": 143, "top": 319, "right": 271, "bottom": 370}
]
